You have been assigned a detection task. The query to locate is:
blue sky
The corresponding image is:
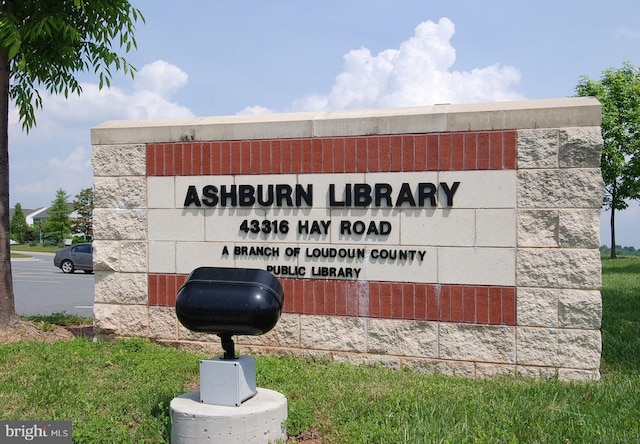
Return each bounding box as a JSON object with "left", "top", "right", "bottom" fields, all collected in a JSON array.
[{"left": 8, "top": 0, "right": 640, "bottom": 247}]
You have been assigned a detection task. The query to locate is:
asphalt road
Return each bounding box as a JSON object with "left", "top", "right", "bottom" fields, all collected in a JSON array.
[{"left": 11, "top": 253, "right": 94, "bottom": 318}]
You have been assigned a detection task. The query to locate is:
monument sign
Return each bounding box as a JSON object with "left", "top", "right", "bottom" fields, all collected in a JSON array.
[{"left": 92, "top": 97, "right": 603, "bottom": 380}]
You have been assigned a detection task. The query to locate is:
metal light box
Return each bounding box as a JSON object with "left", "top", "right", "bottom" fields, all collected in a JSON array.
[{"left": 199, "top": 356, "right": 257, "bottom": 407}]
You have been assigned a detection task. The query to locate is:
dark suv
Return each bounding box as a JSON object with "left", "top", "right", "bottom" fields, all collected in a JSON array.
[{"left": 53, "top": 242, "right": 93, "bottom": 274}]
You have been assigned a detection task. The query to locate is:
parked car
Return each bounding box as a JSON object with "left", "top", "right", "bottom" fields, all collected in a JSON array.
[{"left": 54, "top": 242, "right": 93, "bottom": 274}]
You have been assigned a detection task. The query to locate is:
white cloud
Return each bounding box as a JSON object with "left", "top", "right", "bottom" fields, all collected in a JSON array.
[
  {"left": 290, "top": 17, "right": 524, "bottom": 112},
  {"left": 133, "top": 60, "right": 189, "bottom": 97},
  {"left": 9, "top": 61, "right": 195, "bottom": 207},
  {"left": 42, "top": 62, "right": 194, "bottom": 123},
  {"left": 236, "top": 105, "right": 273, "bottom": 115},
  {"left": 10, "top": 60, "right": 194, "bottom": 147},
  {"left": 11, "top": 146, "right": 93, "bottom": 206},
  {"left": 48, "top": 146, "right": 91, "bottom": 172},
  {"left": 9, "top": 18, "right": 527, "bottom": 207},
  {"left": 13, "top": 179, "right": 58, "bottom": 201},
  {"left": 616, "top": 27, "right": 640, "bottom": 41}
]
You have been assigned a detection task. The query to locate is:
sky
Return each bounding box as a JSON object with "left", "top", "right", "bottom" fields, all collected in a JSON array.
[{"left": 7, "top": 0, "right": 640, "bottom": 248}]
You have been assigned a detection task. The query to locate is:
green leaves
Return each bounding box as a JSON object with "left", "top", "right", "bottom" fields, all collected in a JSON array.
[
  {"left": 0, "top": 11, "right": 21, "bottom": 61},
  {"left": 576, "top": 63, "right": 640, "bottom": 255},
  {"left": 9, "top": 202, "right": 27, "bottom": 244},
  {"left": 72, "top": 187, "right": 94, "bottom": 240},
  {"left": 1, "top": 0, "right": 144, "bottom": 132},
  {"left": 576, "top": 63, "right": 640, "bottom": 203},
  {"left": 42, "top": 188, "right": 72, "bottom": 244}
]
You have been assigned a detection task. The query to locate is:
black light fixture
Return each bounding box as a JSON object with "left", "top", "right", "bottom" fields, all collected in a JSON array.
[
  {"left": 175, "top": 266, "right": 285, "bottom": 406},
  {"left": 175, "top": 267, "right": 284, "bottom": 358}
]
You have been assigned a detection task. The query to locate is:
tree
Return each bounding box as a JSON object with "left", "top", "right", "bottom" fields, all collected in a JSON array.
[
  {"left": 0, "top": 1, "right": 143, "bottom": 325},
  {"left": 23, "top": 226, "right": 35, "bottom": 243},
  {"left": 9, "top": 202, "right": 26, "bottom": 243},
  {"left": 575, "top": 62, "right": 640, "bottom": 259},
  {"left": 72, "top": 187, "right": 94, "bottom": 240},
  {"left": 43, "top": 189, "right": 72, "bottom": 244}
]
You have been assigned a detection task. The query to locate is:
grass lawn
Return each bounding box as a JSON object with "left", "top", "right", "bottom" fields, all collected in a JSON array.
[
  {"left": 10, "top": 244, "right": 60, "bottom": 259},
  {"left": 0, "top": 258, "right": 639, "bottom": 443},
  {"left": 9, "top": 252, "right": 30, "bottom": 259},
  {"left": 11, "top": 244, "right": 61, "bottom": 252}
]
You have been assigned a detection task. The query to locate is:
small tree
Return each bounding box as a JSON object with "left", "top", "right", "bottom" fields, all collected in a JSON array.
[
  {"left": 0, "top": 1, "right": 143, "bottom": 325},
  {"left": 575, "top": 62, "right": 640, "bottom": 258},
  {"left": 43, "top": 189, "right": 72, "bottom": 245},
  {"left": 9, "top": 202, "right": 26, "bottom": 243},
  {"left": 23, "top": 226, "right": 35, "bottom": 243},
  {"left": 72, "top": 187, "right": 93, "bottom": 240}
]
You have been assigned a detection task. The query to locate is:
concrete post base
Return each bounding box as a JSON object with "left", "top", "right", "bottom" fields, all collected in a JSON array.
[{"left": 170, "top": 388, "right": 287, "bottom": 444}]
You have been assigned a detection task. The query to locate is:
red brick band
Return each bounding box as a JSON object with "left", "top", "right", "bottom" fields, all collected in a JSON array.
[
  {"left": 148, "top": 274, "right": 516, "bottom": 326},
  {"left": 146, "top": 130, "right": 517, "bottom": 176},
  {"left": 146, "top": 130, "right": 518, "bottom": 325}
]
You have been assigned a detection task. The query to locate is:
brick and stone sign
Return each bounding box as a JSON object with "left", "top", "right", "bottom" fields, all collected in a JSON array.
[{"left": 92, "top": 97, "right": 604, "bottom": 380}]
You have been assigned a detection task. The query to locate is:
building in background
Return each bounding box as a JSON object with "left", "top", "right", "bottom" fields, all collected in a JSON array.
[{"left": 9, "top": 203, "right": 80, "bottom": 244}]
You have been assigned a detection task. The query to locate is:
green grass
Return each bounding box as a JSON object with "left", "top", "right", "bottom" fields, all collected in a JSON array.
[
  {"left": 9, "top": 252, "right": 30, "bottom": 259},
  {"left": 11, "top": 244, "right": 61, "bottom": 258},
  {"left": 22, "top": 312, "right": 93, "bottom": 332},
  {"left": 600, "top": 257, "right": 640, "bottom": 374},
  {"left": 11, "top": 244, "right": 61, "bottom": 254},
  {"left": 23, "top": 312, "right": 92, "bottom": 327},
  {"left": 258, "top": 357, "right": 640, "bottom": 443},
  {"left": 1, "top": 258, "right": 639, "bottom": 443},
  {"left": 0, "top": 338, "right": 199, "bottom": 443}
]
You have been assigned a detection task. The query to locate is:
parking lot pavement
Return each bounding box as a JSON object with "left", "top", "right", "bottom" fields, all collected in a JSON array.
[{"left": 11, "top": 253, "right": 94, "bottom": 318}]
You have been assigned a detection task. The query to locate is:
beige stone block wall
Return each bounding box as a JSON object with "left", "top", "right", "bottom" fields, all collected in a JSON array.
[
  {"left": 514, "top": 125, "right": 603, "bottom": 381},
  {"left": 91, "top": 98, "right": 604, "bottom": 381}
]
